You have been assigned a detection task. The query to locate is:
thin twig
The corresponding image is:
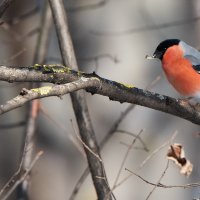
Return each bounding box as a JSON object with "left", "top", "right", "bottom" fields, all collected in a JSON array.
[
  {"left": 69, "top": 75, "right": 161, "bottom": 200},
  {"left": 0, "top": 24, "right": 39, "bottom": 43},
  {"left": 120, "top": 141, "right": 148, "bottom": 151},
  {"left": 112, "top": 173, "right": 132, "bottom": 191},
  {"left": 0, "top": 0, "right": 15, "bottom": 17},
  {"left": 117, "top": 130, "right": 149, "bottom": 152},
  {"left": 69, "top": 168, "right": 90, "bottom": 200},
  {"left": 109, "top": 130, "right": 178, "bottom": 193},
  {"left": 2, "top": 48, "right": 26, "bottom": 64},
  {"left": 105, "top": 74, "right": 161, "bottom": 150},
  {"left": 18, "top": 99, "right": 40, "bottom": 200},
  {"left": 139, "top": 131, "right": 178, "bottom": 169},
  {"left": 146, "top": 161, "right": 169, "bottom": 200},
  {"left": 71, "top": 120, "right": 102, "bottom": 162},
  {"left": 40, "top": 106, "right": 85, "bottom": 157},
  {"left": 112, "top": 129, "right": 144, "bottom": 188},
  {"left": 0, "top": 142, "right": 27, "bottom": 197},
  {"left": 125, "top": 168, "right": 200, "bottom": 189},
  {"left": 104, "top": 130, "right": 144, "bottom": 199},
  {"left": 18, "top": 3, "right": 52, "bottom": 199},
  {"left": 1, "top": 151, "right": 43, "bottom": 200},
  {"left": 0, "top": 77, "right": 100, "bottom": 114},
  {"left": 145, "top": 75, "right": 162, "bottom": 90},
  {"left": 21, "top": 27, "right": 40, "bottom": 41}
]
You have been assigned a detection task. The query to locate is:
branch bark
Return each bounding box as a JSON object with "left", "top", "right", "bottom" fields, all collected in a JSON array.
[
  {"left": 17, "top": 2, "right": 52, "bottom": 200},
  {"left": 48, "top": 0, "right": 112, "bottom": 199},
  {"left": 0, "top": 0, "right": 15, "bottom": 17},
  {"left": 0, "top": 65, "right": 199, "bottom": 124},
  {"left": 0, "top": 78, "right": 99, "bottom": 114}
]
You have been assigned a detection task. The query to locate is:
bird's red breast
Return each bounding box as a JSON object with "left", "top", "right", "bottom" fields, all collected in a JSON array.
[{"left": 162, "top": 45, "right": 200, "bottom": 96}]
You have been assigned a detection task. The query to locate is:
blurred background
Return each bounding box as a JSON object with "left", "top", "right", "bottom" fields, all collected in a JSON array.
[{"left": 0, "top": 0, "right": 200, "bottom": 199}]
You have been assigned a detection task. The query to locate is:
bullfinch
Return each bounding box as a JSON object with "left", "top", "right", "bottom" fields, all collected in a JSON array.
[{"left": 146, "top": 39, "right": 200, "bottom": 102}]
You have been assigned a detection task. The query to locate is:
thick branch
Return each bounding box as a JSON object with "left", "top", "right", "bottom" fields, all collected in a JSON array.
[
  {"left": 0, "top": 65, "right": 199, "bottom": 124},
  {"left": 48, "top": 0, "right": 112, "bottom": 199}
]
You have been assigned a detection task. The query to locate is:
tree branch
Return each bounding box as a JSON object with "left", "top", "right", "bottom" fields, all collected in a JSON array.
[
  {"left": 1, "top": 151, "right": 43, "bottom": 200},
  {"left": 125, "top": 168, "right": 200, "bottom": 189},
  {"left": 17, "top": 2, "right": 52, "bottom": 199},
  {"left": 69, "top": 76, "right": 161, "bottom": 200},
  {"left": 0, "top": 0, "right": 15, "bottom": 17},
  {"left": 0, "top": 64, "right": 199, "bottom": 124},
  {"left": 0, "top": 77, "right": 99, "bottom": 114},
  {"left": 48, "top": 0, "right": 113, "bottom": 199}
]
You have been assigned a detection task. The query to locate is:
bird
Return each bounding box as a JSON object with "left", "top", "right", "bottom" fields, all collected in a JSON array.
[{"left": 146, "top": 39, "right": 200, "bottom": 103}]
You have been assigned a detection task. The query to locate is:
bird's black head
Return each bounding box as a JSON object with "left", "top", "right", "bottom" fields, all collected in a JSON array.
[{"left": 153, "top": 39, "right": 180, "bottom": 60}]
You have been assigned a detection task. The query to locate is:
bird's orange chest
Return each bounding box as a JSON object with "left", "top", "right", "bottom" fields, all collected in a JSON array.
[
  {"left": 161, "top": 45, "right": 200, "bottom": 95},
  {"left": 162, "top": 45, "right": 186, "bottom": 80},
  {"left": 162, "top": 45, "right": 183, "bottom": 69}
]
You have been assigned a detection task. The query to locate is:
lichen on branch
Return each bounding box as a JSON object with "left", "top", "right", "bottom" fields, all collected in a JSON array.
[{"left": 0, "top": 64, "right": 199, "bottom": 124}]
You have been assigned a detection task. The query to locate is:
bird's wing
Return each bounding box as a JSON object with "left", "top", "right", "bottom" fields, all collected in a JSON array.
[
  {"left": 180, "top": 41, "right": 200, "bottom": 73},
  {"left": 192, "top": 64, "right": 200, "bottom": 74},
  {"left": 185, "top": 55, "right": 200, "bottom": 66},
  {"left": 185, "top": 55, "right": 200, "bottom": 73}
]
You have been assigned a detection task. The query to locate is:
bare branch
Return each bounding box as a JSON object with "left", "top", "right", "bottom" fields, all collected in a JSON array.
[
  {"left": 112, "top": 129, "right": 144, "bottom": 188},
  {"left": 0, "top": 77, "right": 99, "bottom": 114},
  {"left": 18, "top": 100, "right": 40, "bottom": 200},
  {"left": 0, "top": 144, "right": 25, "bottom": 197},
  {"left": 18, "top": 3, "right": 53, "bottom": 199},
  {"left": 69, "top": 76, "right": 161, "bottom": 199},
  {"left": 71, "top": 120, "right": 102, "bottom": 162},
  {"left": 2, "top": 48, "right": 26, "bottom": 64},
  {"left": 69, "top": 168, "right": 90, "bottom": 200},
  {"left": 48, "top": 0, "right": 112, "bottom": 199},
  {"left": 139, "top": 131, "right": 178, "bottom": 169},
  {"left": 0, "top": 0, "right": 15, "bottom": 17},
  {"left": 146, "top": 161, "right": 169, "bottom": 200},
  {"left": 40, "top": 106, "right": 85, "bottom": 157},
  {"left": 125, "top": 168, "right": 200, "bottom": 189},
  {"left": 119, "top": 142, "right": 147, "bottom": 151},
  {"left": 0, "top": 65, "right": 199, "bottom": 124},
  {"left": 101, "top": 130, "right": 144, "bottom": 199},
  {"left": 117, "top": 130, "right": 149, "bottom": 152},
  {"left": 0, "top": 22, "right": 39, "bottom": 42},
  {"left": 1, "top": 151, "right": 43, "bottom": 200},
  {"left": 109, "top": 130, "right": 178, "bottom": 193}
]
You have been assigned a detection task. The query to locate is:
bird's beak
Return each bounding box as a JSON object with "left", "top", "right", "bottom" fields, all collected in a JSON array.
[{"left": 145, "top": 54, "right": 156, "bottom": 59}]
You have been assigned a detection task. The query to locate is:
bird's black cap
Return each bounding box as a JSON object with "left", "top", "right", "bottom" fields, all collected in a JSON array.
[{"left": 153, "top": 39, "right": 180, "bottom": 60}]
